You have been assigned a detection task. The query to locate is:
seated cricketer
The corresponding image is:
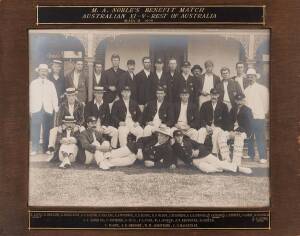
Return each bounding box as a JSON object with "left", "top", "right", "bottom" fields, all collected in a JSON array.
[
  {"left": 111, "top": 86, "right": 143, "bottom": 147},
  {"left": 172, "top": 130, "right": 252, "bottom": 174},
  {"left": 218, "top": 93, "right": 254, "bottom": 165},
  {"left": 136, "top": 124, "right": 176, "bottom": 169},
  {"left": 197, "top": 88, "right": 229, "bottom": 158},
  {"left": 47, "top": 87, "right": 85, "bottom": 155},
  {"left": 171, "top": 88, "right": 199, "bottom": 142},
  {"left": 142, "top": 86, "right": 174, "bottom": 137},
  {"left": 84, "top": 86, "right": 118, "bottom": 148},
  {"left": 52, "top": 116, "right": 80, "bottom": 169},
  {"left": 78, "top": 116, "right": 111, "bottom": 169}
]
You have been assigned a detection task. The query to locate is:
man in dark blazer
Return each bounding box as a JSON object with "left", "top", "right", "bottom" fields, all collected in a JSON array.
[
  {"left": 47, "top": 87, "right": 85, "bottom": 155},
  {"left": 102, "top": 53, "right": 125, "bottom": 109},
  {"left": 216, "top": 67, "right": 243, "bottom": 111},
  {"left": 218, "top": 93, "right": 254, "bottom": 165},
  {"left": 172, "top": 130, "right": 252, "bottom": 174},
  {"left": 84, "top": 86, "right": 118, "bottom": 148},
  {"left": 231, "top": 61, "right": 249, "bottom": 93},
  {"left": 78, "top": 116, "right": 111, "bottom": 168},
  {"left": 136, "top": 124, "right": 176, "bottom": 169},
  {"left": 117, "top": 59, "right": 137, "bottom": 101},
  {"left": 198, "top": 60, "right": 221, "bottom": 108},
  {"left": 93, "top": 61, "right": 104, "bottom": 87},
  {"left": 65, "top": 59, "right": 88, "bottom": 104},
  {"left": 111, "top": 86, "right": 143, "bottom": 147},
  {"left": 165, "top": 57, "right": 182, "bottom": 103},
  {"left": 135, "top": 56, "right": 156, "bottom": 112},
  {"left": 49, "top": 59, "right": 65, "bottom": 104},
  {"left": 198, "top": 88, "right": 229, "bottom": 157},
  {"left": 171, "top": 88, "right": 199, "bottom": 142},
  {"left": 178, "top": 61, "right": 199, "bottom": 105},
  {"left": 142, "top": 86, "right": 174, "bottom": 137},
  {"left": 152, "top": 58, "right": 168, "bottom": 92}
]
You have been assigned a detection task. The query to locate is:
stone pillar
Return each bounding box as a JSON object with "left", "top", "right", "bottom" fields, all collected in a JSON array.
[
  {"left": 246, "top": 34, "right": 256, "bottom": 68},
  {"left": 86, "top": 33, "right": 95, "bottom": 101}
]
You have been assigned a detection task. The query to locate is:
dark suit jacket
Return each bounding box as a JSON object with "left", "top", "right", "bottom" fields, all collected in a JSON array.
[
  {"left": 152, "top": 71, "right": 169, "bottom": 92},
  {"left": 117, "top": 71, "right": 137, "bottom": 101},
  {"left": 165, "top": 71, "right": 182, "bottom": 103},
  {"left": 111, "top": 98, "right": 142, "bottom": 128},
  {"left": 178, "top": 74, "right": 199, "bottom": 105},
  {"left": 48, "top": 73, "right": 65, "bottom": 102},
  {"left": 135, "top": 70, "right": 157, "bottom": 106},
  {"left": 231, "top": 75, "right": 249, "bottom": 90},
  {"left": 93, "top": 72, "right": 103, "bottom": 87},
  {"left": 102, "top": 67, "right": 125, "bottom": 103},
  {"left": 198, "top": 73, "right": 221, "bottom": 95},
  {"left": 199, "top": 100, "right": 229, "bottom": 130},
  {"left": 216, "top": 79, "right": 243, "bottom": 106},
  {"left": 229, "top": 105, "right": 253, "bottom": 137},
  {"left": 142, "top": 99, "right": 174, "bottom": 127},
  {"left": 173, "top": 102, "right": 200, "bottom": 129},
  {"left": 137, "top": 134, "right": 175, "bottom": 168},
  {"left": 55, "top": 100, "right": 85, "bottom": 126},
  {"left": 84, "top": 100, "right": 111, "bottom": 127},
  {"left": 172, "top": 136, "right": 210, "bottom": 166},
  {"left": 65, "top": 70, "right": 88, "bottom": 104}
]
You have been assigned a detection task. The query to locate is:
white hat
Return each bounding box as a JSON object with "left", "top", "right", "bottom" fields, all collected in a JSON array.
[
  {"left": 246, "top": 68, "right": 260, "bottom": 79},
  {"left": 155, "top": 124, "right": 172, "bottom": 137},
  {"left": 35, "top": 64, "right": 51, "bottom": 73}
]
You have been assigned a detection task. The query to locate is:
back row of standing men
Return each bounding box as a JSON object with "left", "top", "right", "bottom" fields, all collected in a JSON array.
[{"left": 30, "top": 53, "right": 269, "bottom": 167}]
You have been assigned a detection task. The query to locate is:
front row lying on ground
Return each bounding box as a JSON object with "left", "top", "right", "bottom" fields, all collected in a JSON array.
[{"left": 51, "top": 117, "right": 252, "bottom": 174}]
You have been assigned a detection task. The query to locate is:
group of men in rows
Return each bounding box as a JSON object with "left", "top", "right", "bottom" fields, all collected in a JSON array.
[{"left": 30, "top": 53, "right": 269, "bottom": 174}]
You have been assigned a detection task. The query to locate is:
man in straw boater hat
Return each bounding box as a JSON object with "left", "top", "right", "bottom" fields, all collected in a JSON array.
[
  {"left": 136, "top": 124, "right": 176, "bottom": 169},
  {"left": 30, "top": 64, "right": 58, "bottom": 155},
  {"left": 171, "top": 87, "right": 199, "bottom": 142},
  {"left": 142, "top": 86, "right": 174, "bottom": 137},
  {"left": 47, "top": 87, "right": 85, "bottom": 156},
  {"left": 172, "top": 130, "right": 252, "bottom": 174},
  {"left": 197, "top": 88, "right": 229, "bottom": 159},
  {"left": 48, "top": 59, "right": 65, "bottom": 104},
  {"left": 216, "top": 93, "right": 254, "bottom": 166},
  {"left": 244, "top": 68, "right": 269, "bottom": 164},
  {"left": 84, "top": 86, "right": 118, "bottom": 149},
  {"left": 53, "top": 115, "right": 81, "bottom": 169},
  {"left": 111, "top": 85, "right": 143, "bottom": 147}
]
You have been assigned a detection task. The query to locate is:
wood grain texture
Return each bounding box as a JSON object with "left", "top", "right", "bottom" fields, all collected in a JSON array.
[{"left": 0, "top": 0, "right": 299, "bottom": 235}]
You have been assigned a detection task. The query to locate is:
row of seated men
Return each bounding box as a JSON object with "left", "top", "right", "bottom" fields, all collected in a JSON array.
[
  {"left": 54, "top": 115, "right": 252, "bottom": 175},
  {"left": 48, "top": 84, "right": 253, "bottom": 174}
]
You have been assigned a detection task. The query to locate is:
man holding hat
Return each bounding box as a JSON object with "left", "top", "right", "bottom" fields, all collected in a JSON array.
[
  {"left": 111, "top": 86, "right": 143, "bottom": 147},
  {"left": 49, "top": 59, "right": 65, "bottom": 104},
  {"left": 84, "top": 86, "right": 118, "bottom": 149},
  {"left": 153, "top": 58, "right": 168, "bottom": 91},
  {"left": 172, "top": 130, "right": 252, "bottom": 174},
  {"left": 65, "top": 59, "right": 88, "bottom": 104},
  {"left": 216, "top": 67, "right": 243, "bottom": 111},
  {"left": 198, "top": 60, "right": 221, "bottom": 109},
  {"left": 135, "top": 56, "right": 156, "bottom": 112},
  {"left": 142, "top": 86, "right": 174, "bottom": 137},
  {"left": 217, "top": 93, "right": 254, "bottom": 165},
  {"left": 136, "top": 124, "right": 176, "bottom": 169},
  {"left": 172, "top": 88, "right": 199, "bottom": 142},
  {"left": 30, "top": 64, "right": 58, "bottom": 155},
  {"left": 78, "top": 116, "right": 111, "bottom": 169},
  {"left": 244, "top": 68, "right": 269, "bottom": 163},
  {"left": 198, "top": 88, "right": 229, "bottom": 158},
  {"left": 118, "top": 59, "right": 137, "bottom": 101},
  {"left": 179, "top": 61, "right": 199, "bottom": 105},
  {"left": 53, "top": 115, "right": 80, "bottom": 168}
]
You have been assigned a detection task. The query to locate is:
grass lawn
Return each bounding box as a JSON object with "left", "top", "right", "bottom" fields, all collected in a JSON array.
[{"left": 29, "top": 154, "right": 269, "bottom": 208}]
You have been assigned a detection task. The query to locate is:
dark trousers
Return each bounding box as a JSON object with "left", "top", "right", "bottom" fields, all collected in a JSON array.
[
  {"left": 31, "top": 109, "right": 53, "bottom": 152},
  {"left": 248, "top": 119, "right": 267, "bottom": 160}
]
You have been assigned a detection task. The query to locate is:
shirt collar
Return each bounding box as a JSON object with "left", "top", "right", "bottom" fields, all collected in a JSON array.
[{"left": 94, "top": 99, "right": 103, "bottom": 106}]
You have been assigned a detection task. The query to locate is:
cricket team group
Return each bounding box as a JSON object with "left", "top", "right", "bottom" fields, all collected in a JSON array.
[{"left": 30, "top": 53, "right": 269, "bottom": 174}]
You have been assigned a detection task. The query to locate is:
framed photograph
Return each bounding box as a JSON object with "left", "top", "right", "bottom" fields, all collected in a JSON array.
[{"left": 1, "top": 1, "right": 300, "bottom": 236}]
